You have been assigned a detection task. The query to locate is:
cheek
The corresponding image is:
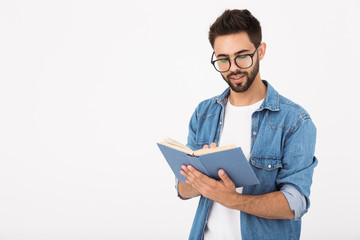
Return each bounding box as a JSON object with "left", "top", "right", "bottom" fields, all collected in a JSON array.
[{"left": 241, "top": 70, "right": 251, "bottom": 77}]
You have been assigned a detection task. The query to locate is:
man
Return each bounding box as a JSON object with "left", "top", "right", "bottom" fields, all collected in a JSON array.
[{"left": 177, "top": 9, "right": 317, "bottom": 240}]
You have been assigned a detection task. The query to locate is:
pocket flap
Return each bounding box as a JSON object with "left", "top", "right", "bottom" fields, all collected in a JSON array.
[{"left": 250, "top": 156, "right": 282, "bottom": 170}]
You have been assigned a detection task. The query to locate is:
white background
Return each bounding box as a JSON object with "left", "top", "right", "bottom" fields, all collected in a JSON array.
[{"left": 0, "top": 0, "right": 359, "bottom": 239}]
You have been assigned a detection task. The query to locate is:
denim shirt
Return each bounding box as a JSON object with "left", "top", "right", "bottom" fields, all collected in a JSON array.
[{"left": 185, "top": 81, "right": 318, "bottom": 240}]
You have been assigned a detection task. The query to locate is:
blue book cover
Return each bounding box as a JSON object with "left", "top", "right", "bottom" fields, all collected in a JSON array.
[{"left": 157, "top": 142, "right": 259, "bottom": 188}]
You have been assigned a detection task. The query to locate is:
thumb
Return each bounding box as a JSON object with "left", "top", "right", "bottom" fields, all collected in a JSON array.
[{"left": 218, "top": 169, "right": 233, "bottom": 186}]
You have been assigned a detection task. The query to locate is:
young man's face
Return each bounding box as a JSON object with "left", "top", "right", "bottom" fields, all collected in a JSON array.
[{"left": 213, "top": 32, "right": 264, "bottom": 93}]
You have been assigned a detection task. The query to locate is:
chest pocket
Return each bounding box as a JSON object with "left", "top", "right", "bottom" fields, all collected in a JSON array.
[{"left": 248, "top": 156, "right": 283, "bottom": 193}]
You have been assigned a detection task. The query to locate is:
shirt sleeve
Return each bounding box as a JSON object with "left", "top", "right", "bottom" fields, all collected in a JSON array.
[
  {"left": 280, "top": 184, "right": 307, "bottom": 220},
  {"left": 186, "top": 106, "right": 198, "bottom": 151},
  {"left": 276, "top": 118, "right": 318, "bottom": 218}
]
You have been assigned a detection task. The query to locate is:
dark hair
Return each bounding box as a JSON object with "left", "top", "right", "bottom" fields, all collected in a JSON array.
[{"left": 209, "top": 9, "right": 262, "bottom": 48}]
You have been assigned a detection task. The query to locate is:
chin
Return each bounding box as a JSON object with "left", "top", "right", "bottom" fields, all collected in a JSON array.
[
  {"left": 232, "top": 80, "right": 254, "bottom": 93},
  {"left": 229, "top": 81, "right": 247, "bottom": 93}
]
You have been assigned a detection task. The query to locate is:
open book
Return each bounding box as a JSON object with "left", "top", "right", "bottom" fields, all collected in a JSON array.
[{"left": 157, "top": 138, "right": 259, "bottom": 188}]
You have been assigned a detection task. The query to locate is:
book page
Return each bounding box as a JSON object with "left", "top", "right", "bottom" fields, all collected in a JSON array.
[
  {"left": 160, "top": 138, "right": 237, "bottom": 156},
  {"left": 193, "top": 144, "right": 237, "bottom": 156},
  {"left": 159, "top": 141, "right": 193, "bottom": 155},
  {"left": 163, "top": 137, "right": 192, "bottom": 151}
]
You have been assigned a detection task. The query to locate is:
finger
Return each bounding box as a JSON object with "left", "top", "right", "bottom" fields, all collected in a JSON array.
[
  {"left": 183, "top": 165, "right": 199, "bottom": 183},
  {"left": 181, "top": 165, "right": 195, "bottom": 179},
  {"left": 187, "top": 165, "right": 215, "bottom": 185},
  {"left": 180, "top": 165, "right": 198, "bottom": 184},
  {"left": 210, "top": 142, "right": 217, "bottom": 148},
  {"left": 203, "top": 144, "right": 209, "bottom": 149},
  {"left": 180, "top": 171, "right": 191, "bottom": 183},
  {"left": 187, "top": 166, "right": 220, "bottom": 197},
  {"left": 218, "top": 169, "right": 234, "bottom": 187},
  {"left": 180, "top": 165, "right": 189, "bottom": 178}
]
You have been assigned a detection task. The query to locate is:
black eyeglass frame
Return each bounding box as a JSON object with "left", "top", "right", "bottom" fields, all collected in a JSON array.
[{"left": 210, "top": 44, "right": 261, "bottom": 73}]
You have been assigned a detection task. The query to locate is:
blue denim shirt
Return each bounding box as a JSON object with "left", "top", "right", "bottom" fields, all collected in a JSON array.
[{"left": 185, "top": 81, "right": 317, "bottom": 240}]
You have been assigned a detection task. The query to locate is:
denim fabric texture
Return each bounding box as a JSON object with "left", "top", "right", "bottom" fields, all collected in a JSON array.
[{"left": 185, "top": 81, "right": 317, "bottom": 240}]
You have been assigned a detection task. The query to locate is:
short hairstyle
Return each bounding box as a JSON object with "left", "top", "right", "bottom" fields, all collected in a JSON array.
[{"left": 209, "top": 9, "right": 262, "bottom": 48}]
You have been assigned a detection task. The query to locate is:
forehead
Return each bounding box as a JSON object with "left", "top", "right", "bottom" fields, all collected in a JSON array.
[{"left": 213, "top": 32, "right": 254, "bottom": 55}]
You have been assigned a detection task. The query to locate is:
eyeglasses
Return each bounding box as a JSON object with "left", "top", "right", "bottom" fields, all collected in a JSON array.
[{"left": 211, "top": 44, "right": 261, "bottom": 73}]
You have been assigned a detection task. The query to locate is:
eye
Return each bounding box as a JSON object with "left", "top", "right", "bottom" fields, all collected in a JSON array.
[
  {"left": 218, "top": 59, "right": 229, "bottom": 63},
  {"left": 236, "top": 55, "right": 248, "bottom": 60}
]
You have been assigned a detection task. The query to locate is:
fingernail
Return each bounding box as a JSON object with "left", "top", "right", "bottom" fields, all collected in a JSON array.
[{"left": 219, "top": 169, "right": 224, "bottom": 175}]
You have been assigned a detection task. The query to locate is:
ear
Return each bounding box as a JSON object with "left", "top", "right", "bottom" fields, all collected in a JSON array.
[{"left": 258, "top": 42, "right": 266, "bottom": 61}]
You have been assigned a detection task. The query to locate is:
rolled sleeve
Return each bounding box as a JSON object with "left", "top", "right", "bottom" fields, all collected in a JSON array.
[
  {"left": 175, "top": 177, "right": 179, "bottom": 191},
  {"left": 276, "top": 118, "right": 318, "bottom": 216},
  {"left": 280, "top": 184, "right": 307, "bottom": 220}
]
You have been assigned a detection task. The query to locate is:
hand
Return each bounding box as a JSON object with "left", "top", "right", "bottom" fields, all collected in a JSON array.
[
  {"left": 180, "top": 143, "right": 238, "bottom": 208},
  {"left": 177, "top": 143, "right": 215, "bottom": 199}
]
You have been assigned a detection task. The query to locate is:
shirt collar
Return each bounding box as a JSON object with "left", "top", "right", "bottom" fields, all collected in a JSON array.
[{"left": 215, "top": 80, "right": 280, "bottom": 112}]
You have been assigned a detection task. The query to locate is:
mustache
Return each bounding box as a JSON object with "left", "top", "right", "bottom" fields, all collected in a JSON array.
[{"left": 226, "top": 70, "right": 248, "bottom": 79}]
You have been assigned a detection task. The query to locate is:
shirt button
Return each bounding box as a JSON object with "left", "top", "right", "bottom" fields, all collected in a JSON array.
[
  {"left": 268, "top": 164, "right": 271, "bottom": 168},
  {"left": 219, "top": 122, "right": 222, "bottom": 125},
  {"left": 253, "top": 131, "right": 257, "bottom": 135}
]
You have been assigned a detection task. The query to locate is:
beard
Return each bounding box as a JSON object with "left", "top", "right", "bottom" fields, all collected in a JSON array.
[{"left": 221, "top": 57, "right": 259, "bottom": 93}]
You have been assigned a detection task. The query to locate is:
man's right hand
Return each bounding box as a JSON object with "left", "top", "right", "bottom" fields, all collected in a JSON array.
[{"left": 177, "top": 143, "right": 217, "bottom": 199}]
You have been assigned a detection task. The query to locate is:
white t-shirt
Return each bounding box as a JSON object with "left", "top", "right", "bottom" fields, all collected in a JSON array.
[{"left": 204, "top": 98, "right": 263, "bottom": 240}]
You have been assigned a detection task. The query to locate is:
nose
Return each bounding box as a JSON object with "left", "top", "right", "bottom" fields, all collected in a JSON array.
[{"left": 229, "top": 58, "right": 240, "bottom": 72}]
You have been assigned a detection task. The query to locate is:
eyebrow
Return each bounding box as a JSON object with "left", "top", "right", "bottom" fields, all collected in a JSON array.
[{"left": 216, "top": 49, "right": 250, "bottom": 58}]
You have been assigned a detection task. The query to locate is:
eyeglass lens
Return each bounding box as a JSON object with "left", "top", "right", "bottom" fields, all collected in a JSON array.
[{"left": 214, "top": 55, "right": 253, "bottom": 72}]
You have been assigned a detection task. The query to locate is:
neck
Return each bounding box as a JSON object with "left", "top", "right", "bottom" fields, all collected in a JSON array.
[{"left": 228, "top": 75, "right": 267, "bottom": 107}]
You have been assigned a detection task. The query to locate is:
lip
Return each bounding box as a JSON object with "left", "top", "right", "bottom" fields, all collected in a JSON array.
[{"left": 229, "top": 74, "right": 245, "bottom": 84}]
